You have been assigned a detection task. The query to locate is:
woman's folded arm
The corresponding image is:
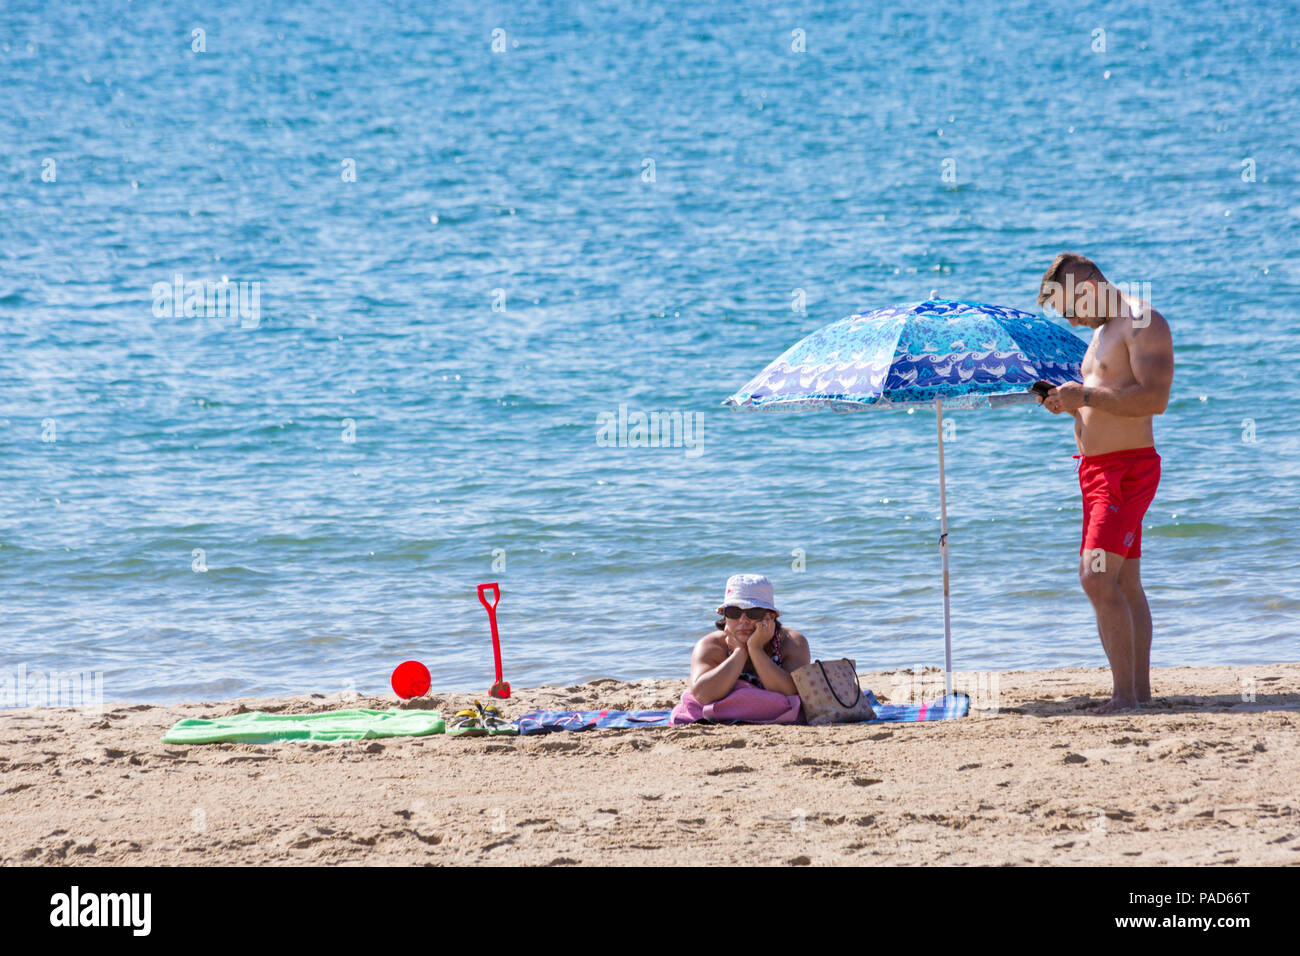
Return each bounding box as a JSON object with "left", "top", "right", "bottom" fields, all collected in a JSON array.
[{"left": 688, "top": 642, "right": 747, "bottom": 704}]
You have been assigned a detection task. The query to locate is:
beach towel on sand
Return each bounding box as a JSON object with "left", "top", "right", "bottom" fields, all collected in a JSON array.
[
  {"left": 670, "top": 687, "right": 970, "bottom": 726},
  {"left": 671, "top": 683, "right": 803, "bottom": 725},
  {"left": 865, "top": 691, "right": 969, "bottom": 722},
  {"left": 161, "top": 708, "right": 446, "bottom": 744},
  {"left": 515, "top": 709, "right": 672, "bottom": 735}
]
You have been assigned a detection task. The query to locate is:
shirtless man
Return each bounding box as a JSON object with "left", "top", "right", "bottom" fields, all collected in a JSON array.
[{"left": 1036, "top": 253, "right": 1174, "bottom": 714}]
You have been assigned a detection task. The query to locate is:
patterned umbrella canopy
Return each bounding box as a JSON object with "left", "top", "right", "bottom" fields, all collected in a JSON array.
[
  {"left": 722, "top": 298, "right": 1088, "bottom": 698},
  {"left": 723, "top": 298, "right": 1087, "bottom": 411}
]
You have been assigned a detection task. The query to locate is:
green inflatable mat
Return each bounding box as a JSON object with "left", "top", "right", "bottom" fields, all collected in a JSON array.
[{"left": 161, "top": 707, "right": 445, "bottom": 744}]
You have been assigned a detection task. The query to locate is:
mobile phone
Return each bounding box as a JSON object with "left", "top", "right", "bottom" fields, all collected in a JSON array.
[{"left": 1029, "top": 380, "right": 1053, "bottom": 399}]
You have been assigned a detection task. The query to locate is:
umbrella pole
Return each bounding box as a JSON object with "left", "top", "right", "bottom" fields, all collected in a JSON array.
[{"left": 936, "top": 399, "right": 953, "bottom": 698}]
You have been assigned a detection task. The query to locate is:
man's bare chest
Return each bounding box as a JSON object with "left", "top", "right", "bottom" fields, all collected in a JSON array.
[{"left": 1082, "top": 326, "right": 1131, "bottom": 382}]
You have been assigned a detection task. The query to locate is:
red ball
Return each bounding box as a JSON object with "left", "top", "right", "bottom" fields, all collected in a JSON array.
[{"left": 391, "top": 660, "right": 431, "bottom": 699}]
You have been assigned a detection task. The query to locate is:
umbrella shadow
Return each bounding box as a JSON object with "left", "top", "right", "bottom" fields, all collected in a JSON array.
[{"left": 996, "top": 692, "right": 1300, "bottom": 718}]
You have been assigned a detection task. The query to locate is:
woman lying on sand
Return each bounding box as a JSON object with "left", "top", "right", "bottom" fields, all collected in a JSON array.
[{"left": 670, "top": 574, "right": 810, "bottom": 724}]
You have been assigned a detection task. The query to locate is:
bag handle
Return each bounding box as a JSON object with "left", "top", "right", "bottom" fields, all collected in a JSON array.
[{"left": 817, "top": 659, "right": 862, "bottom": 709}]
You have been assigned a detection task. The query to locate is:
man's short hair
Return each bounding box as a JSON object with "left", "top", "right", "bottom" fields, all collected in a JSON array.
[{"left": 1037, "top": 252, "right": 1105, "bottom": 306}]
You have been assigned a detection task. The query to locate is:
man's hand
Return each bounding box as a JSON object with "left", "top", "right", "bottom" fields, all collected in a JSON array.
[{"left": 1044, "top": 381, "right": 1086, "bottom": 414}]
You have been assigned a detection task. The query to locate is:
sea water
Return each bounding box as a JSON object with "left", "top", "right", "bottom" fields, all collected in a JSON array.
[{"left": 1, "top": 0, "right": 1297, "bottom": 701}]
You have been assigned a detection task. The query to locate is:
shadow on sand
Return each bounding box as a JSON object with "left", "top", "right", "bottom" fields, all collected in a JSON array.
[{"left": 992, "top": 692, "right": 1300, "bottom": 719}]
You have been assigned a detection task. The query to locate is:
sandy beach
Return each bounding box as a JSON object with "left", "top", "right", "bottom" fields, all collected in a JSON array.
[{"left": 2, "top": 663, "right": 1297, "bottom": 867}]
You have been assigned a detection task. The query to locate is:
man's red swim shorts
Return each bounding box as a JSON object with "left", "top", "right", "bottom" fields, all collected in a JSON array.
[{"left": 1076, "top": 446, "right": 1161, "bottom": 559}]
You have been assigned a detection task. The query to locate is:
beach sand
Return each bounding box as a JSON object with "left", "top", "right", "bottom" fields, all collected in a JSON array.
[{"left": 3, "top": 663, "right": 1298, "bottom": 866}]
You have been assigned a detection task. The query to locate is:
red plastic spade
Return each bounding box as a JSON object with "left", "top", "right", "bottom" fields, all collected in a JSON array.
[
  {"left": 477, "top": 582, "right": 510, "bottom": 698},
  {"left": 391, "top": 660, "right": 431, "bottom": 699}
]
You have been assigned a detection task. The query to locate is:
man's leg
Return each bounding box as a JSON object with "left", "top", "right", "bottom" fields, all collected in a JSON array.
[
  {"left": 1083, "top": 553, "right": 1113, "bottom": 663},
  {"left": 1118, "top": 557, "right": 1152, "bottom": 702},
  {"left": 1078, "top": 548, "right": 1138, "bottom": 712}
]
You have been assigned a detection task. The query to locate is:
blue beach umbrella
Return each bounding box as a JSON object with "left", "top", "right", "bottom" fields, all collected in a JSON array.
[{"left": 723, "top": 298, "right": 1088, "bottom": 695}]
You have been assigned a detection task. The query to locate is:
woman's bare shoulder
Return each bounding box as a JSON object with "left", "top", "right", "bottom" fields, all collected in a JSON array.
[
  {"left": 780, "top": 629, "right": 811, "bottom": 663},
  {"left": 693, "top": 630, "right": 728, "bottom": 656}
]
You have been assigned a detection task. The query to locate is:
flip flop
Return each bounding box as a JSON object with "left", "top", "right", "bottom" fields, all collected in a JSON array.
[
  {"left": 447, "top": 707, "right": 488, "bottom": 737},
  {"left": 478, "top": 701, "right": 517, "bottom": 736}
]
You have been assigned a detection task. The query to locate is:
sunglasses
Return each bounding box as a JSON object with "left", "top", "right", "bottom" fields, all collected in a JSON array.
[{"left": 720, "top": 606, "right": 772, "bottom": 621}]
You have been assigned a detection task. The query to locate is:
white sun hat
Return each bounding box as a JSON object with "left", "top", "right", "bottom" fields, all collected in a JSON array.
[{"left": 720, "top": 574, "right": 778, "bottom": 611}]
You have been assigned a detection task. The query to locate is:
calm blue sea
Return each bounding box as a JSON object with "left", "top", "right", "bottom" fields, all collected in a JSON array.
[{"left": 2, "top": 0, "right": 1298, "bottom": 702}]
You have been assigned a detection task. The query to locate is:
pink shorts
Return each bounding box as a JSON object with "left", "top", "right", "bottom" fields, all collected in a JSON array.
[{"left": 1076, "top": 446, "right": 1161, "bottom": 559}]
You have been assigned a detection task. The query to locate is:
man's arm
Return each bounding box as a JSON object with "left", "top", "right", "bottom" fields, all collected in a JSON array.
[{"left": 1051, "top": 316, "right": 1173, "bottom": 417}]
